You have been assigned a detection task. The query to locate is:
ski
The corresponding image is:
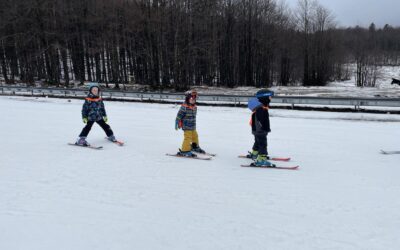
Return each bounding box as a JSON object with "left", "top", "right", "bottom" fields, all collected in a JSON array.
[
  {"left": 105, "top": 137, "right": 124, "bottom": 146},
  {"left": 380, "top": 150, "right": 400, "bottom": 155},
  {"left": 238, "top": 155, "right": 291, "bottom": 162},
  {"left": 166, "top": 153, "right": 212, "bottom": 160},
  {"left": 68, "top": 143, "right": 103, "bottom": 150},
  {"left": 241, "top": 163, "right": 299, "bottom": 170},
  {"left": 193, "top": 151, "right": 216, "bottom": 157}
]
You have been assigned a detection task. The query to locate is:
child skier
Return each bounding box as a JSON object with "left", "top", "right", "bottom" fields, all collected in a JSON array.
[
  {"left": 75, "top": 84, "right": 117, "bottom": 146},
  {"left": 247, "top": 89, "right": 274, "bottom": 166},
  {"left": 175, "top": 90, "right": 206, "bottom": 157}
]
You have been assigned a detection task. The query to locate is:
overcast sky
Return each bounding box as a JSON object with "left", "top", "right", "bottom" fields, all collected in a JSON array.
[{"left": 284, "top": 0, "right": 400, "bottom": 28}]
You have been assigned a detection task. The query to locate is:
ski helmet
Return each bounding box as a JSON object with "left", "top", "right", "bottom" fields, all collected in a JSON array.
[
  {"left": 88, "top": 82, "right": 100, "bottom": 96},
  {"left": 255, "top": 89, "right": 274, "bottom": 105},
  {"left": 185, "top": 90, "right": 198, "bottom": 103},
  {"left": 88, "top": 82, "right": 100, "bottom": 90},
  {"left": 88, "top": 82, "right": 99, "bottom": 88},
  {"left": 255, "top": 89, "right": 274, "bottom": 99}
]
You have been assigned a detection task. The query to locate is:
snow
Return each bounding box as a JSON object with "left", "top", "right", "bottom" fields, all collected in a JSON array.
[{"left": 1, "top": 96, "right": 400, "bottom": 250}]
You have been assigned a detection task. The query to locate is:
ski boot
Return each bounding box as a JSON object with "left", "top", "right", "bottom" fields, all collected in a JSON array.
[
  {"left": 75, "top": 137, "right": 90, "bottom": 146},
  {"left": 107, "top": 135, "right": 117, "bottom": 142},
  {"left": 254, "top": 154, "right": 274, "bottom": 167},
  {"left": 246, "top": 150, "right": 259, "bottom": 160},
  {"left": 191, "top": 143, "right": 205, "bottom": 154},
  {"left": 177, "top": 149, "right": 197, "bottom": 157}
]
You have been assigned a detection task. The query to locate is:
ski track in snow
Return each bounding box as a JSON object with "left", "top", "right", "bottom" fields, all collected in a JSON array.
[{"left": 0, "top": 96, "right": 400, "bottom": 250}]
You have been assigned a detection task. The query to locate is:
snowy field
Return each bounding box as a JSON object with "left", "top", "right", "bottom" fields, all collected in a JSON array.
[{"left": 1, "top": 96, "right": 400, "bottom": 250}]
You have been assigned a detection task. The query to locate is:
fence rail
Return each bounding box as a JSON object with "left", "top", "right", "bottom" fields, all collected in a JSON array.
[{"left": 1, "top": 86, "right": 400, "bottom": 109}]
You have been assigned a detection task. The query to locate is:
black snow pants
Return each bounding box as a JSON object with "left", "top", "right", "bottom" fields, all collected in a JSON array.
[
  {"left": 252, "top": 133, "right": 268, "bottom": 155},
  {"left": 79, "top": 119, "right": 114, "bottom": 138}
]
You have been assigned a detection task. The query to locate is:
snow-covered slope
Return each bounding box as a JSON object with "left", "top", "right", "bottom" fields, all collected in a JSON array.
[{"left": 1, "top": 96, "right": 399, "bottom": 250}]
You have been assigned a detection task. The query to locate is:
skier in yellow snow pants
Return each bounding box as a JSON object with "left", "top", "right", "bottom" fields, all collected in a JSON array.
[{"left": 175, "top": 90, "right": 206, "bottom": 156}]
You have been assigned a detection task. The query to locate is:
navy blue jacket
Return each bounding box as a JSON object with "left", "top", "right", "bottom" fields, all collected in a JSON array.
[{"left": 251, "top": 105, "right": 270, "bottom": 135}]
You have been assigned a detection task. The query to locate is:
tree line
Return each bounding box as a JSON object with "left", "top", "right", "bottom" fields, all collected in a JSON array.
[{"left": 1, "top": 0, "right": 399, "bottom": 89}]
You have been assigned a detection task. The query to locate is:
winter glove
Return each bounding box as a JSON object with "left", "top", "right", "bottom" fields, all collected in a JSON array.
[
  {"left": 82, "top": 117, "right": 88, "bottom": 124},
  {"left": 103, "top": 116, "right": 108, "bottom": 123},
  {"left": 175, "top": 120, "right": 180, "bottom": 130}
]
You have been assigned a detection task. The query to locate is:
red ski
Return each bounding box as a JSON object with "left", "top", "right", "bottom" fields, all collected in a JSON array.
[
  {"left": 166, "top": 153, "right": 212, "bottom": 160},
  {"left": 241, "top": 164, "right": 299, "bottom": 170},
  {"left": 238, "top": 155, "right": 291, "bottom": 162},
  {"left": 112, "top": 140, "right": 124, "bottom": 146},
  {"left": 105, "top": 138, "right": 124, "bottom": 146}
]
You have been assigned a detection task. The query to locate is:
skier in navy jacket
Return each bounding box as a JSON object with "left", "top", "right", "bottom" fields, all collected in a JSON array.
[
  {"left": 75, "top": 84, "right": 117, "bottom": 146},
  {"left": 247, "top": 89, "right": 274, "bottom": 166}
]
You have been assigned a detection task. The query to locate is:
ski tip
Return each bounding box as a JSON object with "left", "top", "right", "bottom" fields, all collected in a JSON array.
[
  {"left": 274, "top": 157, "right": 291, "bottom": 162},
  {"left": 105, "top": 137, "right": 125, "bottom": 146}
]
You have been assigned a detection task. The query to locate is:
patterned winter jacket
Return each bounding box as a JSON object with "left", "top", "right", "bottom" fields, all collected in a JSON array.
[
  {"left": 82, "top": 93, "right": 107, "bottom": 122},
  {"left": 176, "top": 103, "right": 197, "bottom": 130}
]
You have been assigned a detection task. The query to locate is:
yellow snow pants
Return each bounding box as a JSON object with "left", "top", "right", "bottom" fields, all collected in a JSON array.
[{"left": 181, "top": 130, "right": 199, "bottom": 152}]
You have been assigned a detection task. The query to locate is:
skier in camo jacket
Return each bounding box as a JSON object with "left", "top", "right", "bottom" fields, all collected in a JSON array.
[
  {"left": 75, "top": 83, "right": 118, "bottom": 146},
  {"left": 175, "top": 90, "right": 206, "bottom": 157}
]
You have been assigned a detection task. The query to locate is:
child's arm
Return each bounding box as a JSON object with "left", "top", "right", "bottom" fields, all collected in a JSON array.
[
  {"left": 82, "top": 100, "right": 89, "bottom": 119},
  {"left": 100, "top": 101, "right": 107, "bottom": 117},
  {"left": 175, "top": 106, "right": 186, "bottom": 130},
  {"left": 176, "top": 106, "right": 186, "bottom": 120}
]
